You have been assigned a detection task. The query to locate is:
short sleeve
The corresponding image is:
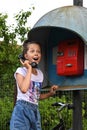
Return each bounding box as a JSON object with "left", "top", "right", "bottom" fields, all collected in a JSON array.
[{"left": 14, "top": 67, "right": 27, "bottom": 79}]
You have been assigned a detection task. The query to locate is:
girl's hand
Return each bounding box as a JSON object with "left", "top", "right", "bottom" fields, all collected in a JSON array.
[
  {"left": 49, "top": 85, "right": 59, "bottom": 96},
  {"left": 20, "top": 59, "right": 32, "bottom": 69}
]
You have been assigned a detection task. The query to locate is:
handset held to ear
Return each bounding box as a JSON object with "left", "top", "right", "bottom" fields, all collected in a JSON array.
[
  {"left": 18, "top": 54, "right": 38, "bottom": 68},
  {"left": 18, "top": 54, "right": 25, "bottom": 62},
  {"left": 30, "top": 62, "right": 38, "bottom": 68}
]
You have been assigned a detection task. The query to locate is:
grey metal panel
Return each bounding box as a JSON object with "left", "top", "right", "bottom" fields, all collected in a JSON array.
[{"left": 33, "top": 6, "right": 87, "bottom": 43}]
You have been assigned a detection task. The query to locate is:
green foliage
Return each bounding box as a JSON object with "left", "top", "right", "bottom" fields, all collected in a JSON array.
[
  {"left": 0, "top": 13, "right": 8, "bottom": 38},
  {"left": 39, "top": 95, "right": 72, "bottom": 130},
  {"left": 0, "top": 42, "right": 22, "bottom": 79},
  {"left": 82, "top": 102, "right": 87, "bottom": 130},
  {"left": 0, "top": 97, "right": 14, "bottom": 130},
  {"left": 0, "top": 13, "right": 17, "bottom": 44},
  {"left": 83, "top": 118, "right": 87, "bottom": 130},
  {"left": 0, "top": 78, "right": 15, "bottom": 130},
  {"left": 0, "top": 78, "right": 15, "bottom": 98},
  {"left": 14, "top": 7, "right": 35, "bottom": 42},
  {"left": 0, "top": 6, "right": 35, "bottom": 79}
]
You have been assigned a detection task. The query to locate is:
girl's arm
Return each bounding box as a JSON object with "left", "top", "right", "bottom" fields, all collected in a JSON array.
[
  {"left": 16, "top": 59, "right": 32, "bottom": 93},
  {"left": 40, "top": 85, "right": 59, "bottom": 100}
]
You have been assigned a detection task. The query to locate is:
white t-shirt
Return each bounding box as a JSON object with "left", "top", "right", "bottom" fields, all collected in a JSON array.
[{"left": 14, "top": 67, "right": 44, "bottom": 105}]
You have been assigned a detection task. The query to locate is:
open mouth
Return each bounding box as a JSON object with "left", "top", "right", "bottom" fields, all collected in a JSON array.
[{"left": 33, "top": 58, "right": 38, "bottom": 61}]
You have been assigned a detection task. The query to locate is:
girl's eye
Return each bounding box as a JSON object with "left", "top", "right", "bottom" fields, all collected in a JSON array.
[
  {"left": 37, "top": 50, "right": 41, "bottom": 53},
  {"left": 31, "top": 50, "right": 34, "bottom": 53},
  {"left": 29, "top": 50, "right": 41, "bottom": 53},
  {"left": 29, "top": 50, "right": 34, "bottom": 53}
]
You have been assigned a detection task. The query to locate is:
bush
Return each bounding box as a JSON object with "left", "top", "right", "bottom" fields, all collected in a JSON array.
[
  {"left": 39, "top": 95, "right": 72, "bottom": 130},
  {"left": 0, "top": 97, "right": 14, "bottom": 130}
]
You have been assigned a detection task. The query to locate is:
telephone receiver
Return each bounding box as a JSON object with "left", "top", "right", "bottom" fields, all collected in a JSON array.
[{"left": 18, "top": 54, "right": 38, "bottom": 68}]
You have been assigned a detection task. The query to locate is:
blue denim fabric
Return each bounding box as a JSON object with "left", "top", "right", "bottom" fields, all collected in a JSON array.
[{"left": 10, "top": 100, "right": 41, "bottom": 130}]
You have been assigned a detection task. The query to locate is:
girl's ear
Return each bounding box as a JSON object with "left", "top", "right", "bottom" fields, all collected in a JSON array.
[{"left": 24, "top": 54, "right": 28, "bottom": 59}]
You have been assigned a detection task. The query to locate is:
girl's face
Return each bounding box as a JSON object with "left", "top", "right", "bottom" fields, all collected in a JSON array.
[{"left": 24, "top": 43, "right": 41, "bottom": 64}]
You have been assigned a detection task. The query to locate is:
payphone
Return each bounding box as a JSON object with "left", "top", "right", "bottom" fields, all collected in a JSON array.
[{"left": 56, "top": 38, "right": 84, "bottom": 76}]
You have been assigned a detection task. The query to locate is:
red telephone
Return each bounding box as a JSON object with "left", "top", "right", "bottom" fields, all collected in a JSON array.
[{"left": 56, "top": 38, "right": 84, "bottom": 76}]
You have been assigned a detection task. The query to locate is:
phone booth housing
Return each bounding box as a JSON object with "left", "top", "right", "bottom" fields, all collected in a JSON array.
[{"left": 57, "top": 38, "right": 84, "bottom": 76}]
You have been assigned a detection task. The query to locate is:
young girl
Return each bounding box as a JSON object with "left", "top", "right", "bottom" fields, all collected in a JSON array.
[{"left": 10, "top": 40, "right": 58, "bottom": 130}]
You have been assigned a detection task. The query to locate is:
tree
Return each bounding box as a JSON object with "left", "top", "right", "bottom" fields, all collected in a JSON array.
[
  {"left": 14, "top": 7, "right": 35, "bottom": 42},
  {"left": 0, "top": 6, "right": 35, "bottom": 79}
]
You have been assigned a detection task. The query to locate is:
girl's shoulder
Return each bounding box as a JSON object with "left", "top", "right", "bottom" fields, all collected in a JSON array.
[
  {"left": 16, "top": 66, "right": 26, "bottom": 71},
  {"left": 14, "top": 67, "right": 27, "bottom": 77}
]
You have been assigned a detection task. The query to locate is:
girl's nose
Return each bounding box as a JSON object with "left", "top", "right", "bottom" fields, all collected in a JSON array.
[{"left": 35, "top": 51, "right": 38, "bottom": 55}]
